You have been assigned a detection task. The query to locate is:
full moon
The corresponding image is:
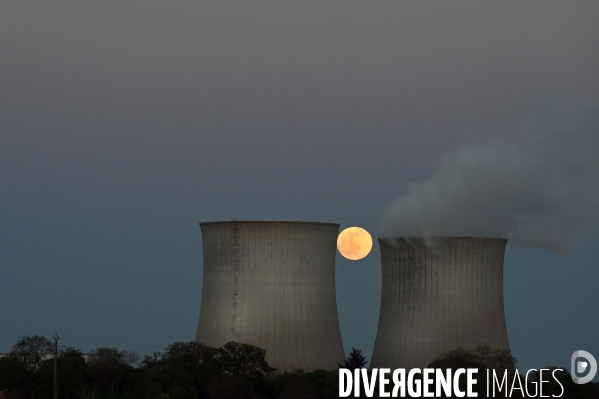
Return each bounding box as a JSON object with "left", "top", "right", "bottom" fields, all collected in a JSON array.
[{"left": 337, "top": 226, "right": 373, "bottom": 260}]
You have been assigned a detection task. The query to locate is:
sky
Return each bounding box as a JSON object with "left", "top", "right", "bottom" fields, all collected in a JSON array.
[{"left": 1, "top": 1, "right": 598, "bottom": 377}]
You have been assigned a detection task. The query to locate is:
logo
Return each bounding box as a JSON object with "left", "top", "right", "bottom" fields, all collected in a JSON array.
[{"left": 571, "top": 350, "right": 597, "bottom": 384}]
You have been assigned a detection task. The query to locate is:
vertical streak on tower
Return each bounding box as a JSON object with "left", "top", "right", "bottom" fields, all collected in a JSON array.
[
  {"left": 370, "top": 237, "right": 511, "bottom": 370},
  {"left": 231, "top": 223, "right": 239, "bottom": 341},
  {"left": 196, "top": 221, "right": 345, "bottom": 373}
]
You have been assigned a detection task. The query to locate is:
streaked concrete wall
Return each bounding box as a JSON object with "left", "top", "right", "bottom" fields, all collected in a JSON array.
[
  {"left": 370, "top": 237, "right": 511, "bottom": 370},
  {"left": 195, "top": 221, "right": 345, "bottom": 373}
]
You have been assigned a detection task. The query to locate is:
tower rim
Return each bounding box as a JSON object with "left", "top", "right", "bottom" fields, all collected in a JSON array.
[
  {"left": 200, "top": 220, "right": 340, "bottom": 227},
  {"left": 378, "top": 235, "right": 508, "bottom": 242}
]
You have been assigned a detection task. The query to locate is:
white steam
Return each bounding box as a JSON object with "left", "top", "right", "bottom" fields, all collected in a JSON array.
[{"left": 379, "top": 97, "right": 599, "bottom": 252}]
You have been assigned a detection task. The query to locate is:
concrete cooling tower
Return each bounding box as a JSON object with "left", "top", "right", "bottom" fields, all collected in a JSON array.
[
  {"left": 195, "top": 221, "right": 345, "bottom": 373},
  {"left": 370, "top": 236, "right": 511, "bottom": 370}
]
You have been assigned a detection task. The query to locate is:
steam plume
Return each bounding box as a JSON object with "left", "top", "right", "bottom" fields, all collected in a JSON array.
[{"left": 379, "top": 97, "right": 599, "bottom": 252}]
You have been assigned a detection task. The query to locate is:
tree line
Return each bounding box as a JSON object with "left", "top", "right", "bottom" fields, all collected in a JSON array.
[
  {"left": 0, "top": 336, "right": 597, "bottom": 398},
  {"left": 0, "top": 335, "right": 338, "bottom": 399}
]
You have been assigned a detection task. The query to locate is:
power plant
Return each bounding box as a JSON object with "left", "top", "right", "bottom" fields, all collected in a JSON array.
[
  {"left": 370, "top": 236, "right": 511, "bottom": 370},
  {"left": 195, "top": 221, "right": 345, "bottom": 373}
]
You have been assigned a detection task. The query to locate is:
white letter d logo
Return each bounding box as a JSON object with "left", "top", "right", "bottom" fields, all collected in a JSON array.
[{"left": 571, "top": 350, "right": 597, "bottom": 384}]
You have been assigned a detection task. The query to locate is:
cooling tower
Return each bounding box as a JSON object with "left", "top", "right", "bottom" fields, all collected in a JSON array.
[
  {"left": 370, "top": 236, "right": 511, "bottom": 370},
  {"left": 195, "top": 221, "right": 345, "bottom": 373}
]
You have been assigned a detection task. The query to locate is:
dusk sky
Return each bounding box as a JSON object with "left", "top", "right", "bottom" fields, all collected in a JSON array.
[{"left": 1, "top": 2, "right": 598, "bottom": 377}]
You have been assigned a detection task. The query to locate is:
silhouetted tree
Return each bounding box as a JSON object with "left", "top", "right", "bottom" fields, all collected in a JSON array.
[
  {"left": 161, "top": 341, "right": 219, "bottom": 388},
  {"left": 136, "top": 341, "right": 219, "bottom": 396},
  {"left": 206, "top": 375, "right": 254, "bottom": 399},
  {"left": 87, "top": 346, "right": 139, "bottom": 392},
  {"left": 216, "top": 341, "right": 276, "bottom": 378},
  {"left": 0, "top": 355, "right": 31, "bottom": 399},
  {"left": 339, "top": 347, "right": 368, "bottom": 370},
  {"left": 30, "top": 348, "right": 88, "bottom": 398},
  {"left": 58, "top": 348, "right": 88, "bottom": 398},
  {"left": 277, "top": 370, "right": 318, "bottom": 399},
  {"left": 9, "top": 335, "right": 53, "bottom": 372}
]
